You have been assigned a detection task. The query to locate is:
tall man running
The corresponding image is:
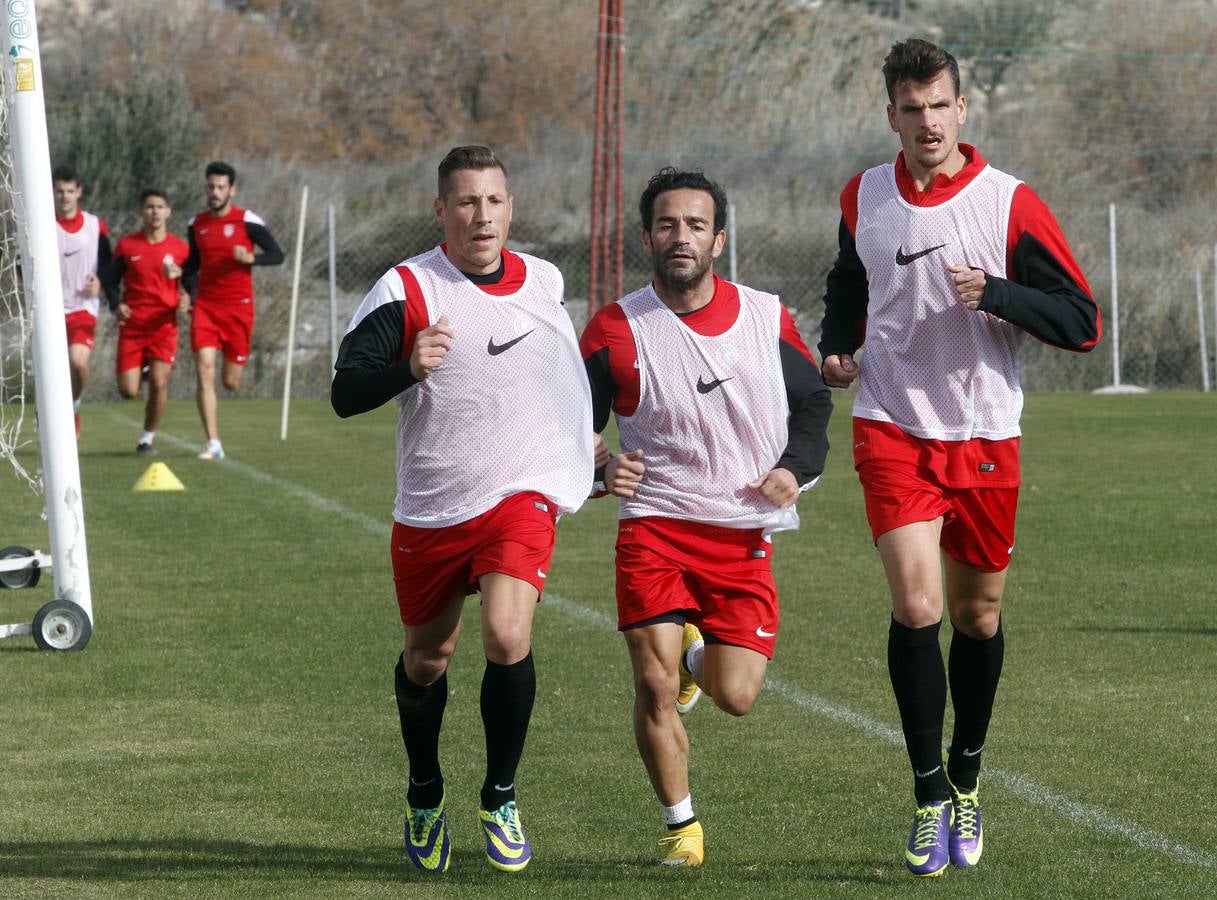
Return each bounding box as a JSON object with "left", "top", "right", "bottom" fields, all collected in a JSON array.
[
  {"left": 104, "top": 189, "right": 191, "bottom": 455},
  {"left": 53, "top": 165, "right": 113, "bottom": 434},
  {"left": 582, "top": 168, "right": 832, "bottom": 867},
  {"left": 181, "top": 160, "right": 284, "bottom": 460},
  {"left": 818, "top": 38, "right": 1100, "bottom": 877},
  {"left": 332, "top": 146, "right": 594, "bottom": 874}
]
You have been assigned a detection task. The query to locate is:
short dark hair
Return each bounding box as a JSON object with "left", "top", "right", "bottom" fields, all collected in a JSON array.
[
  {"left": 437, "top": 145, "right": 507, "bottom": 198},
  {"left": 51, "top": 164, "right": 80, "bottom": 186},
  {"left": 205, "top": 160, "right": 237, "bottom": 185},
  {"left": 882, "top": 38, "right": 961, "bottom": 103},
  {"left": 638, "top": 167, "right": 728, "bottom": 233},
  {"left": 140, "top": 188, "right": 169, "bottom": 205}
]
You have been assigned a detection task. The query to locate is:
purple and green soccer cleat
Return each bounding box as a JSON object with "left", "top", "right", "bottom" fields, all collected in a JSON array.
[
  {"left": 479, "top": 800, "right": 532, "bottom": 872},
  {"left": 404, "top": 795, "right": 451, "bottom": 872},
  {"left": 949, "top": 784, "right": 984, "bottom": 867},
  {"left": 904, "top": 799, "right": 953, "bottom": 877}
]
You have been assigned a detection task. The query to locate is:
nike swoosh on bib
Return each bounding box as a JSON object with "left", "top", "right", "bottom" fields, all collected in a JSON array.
[
  {"left": 895, "top": 243, "right": 947, "bottom": 265},
  {"left": 696, "top": 375, "right": 732, "bottom": 394},
  {"left": 487, "top": 330, "right": 534, "bottom": 355}
]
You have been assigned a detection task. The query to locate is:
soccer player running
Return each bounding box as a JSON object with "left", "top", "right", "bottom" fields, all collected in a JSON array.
[
  {"left": 103, "top": 189, "right": 191, "bottom": 455},
  {"left": 581, "top": 168, "right": 832, "bottom": 867},
  {"left": 818, "top": 39, "right": 1100, "bottom": 877},
  {"left": 180, "top": 161, "right": 284, "bottom": 460},
  {"left": 53, "top": 165, "right": 113, "bottom": 435},
  {"left": 331, "top": 146, "right": 594, "bottom": 874}
]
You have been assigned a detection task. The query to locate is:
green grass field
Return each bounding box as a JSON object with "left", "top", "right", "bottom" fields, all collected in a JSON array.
[{"left": 1, "top": 393, "right": 1214, "bottom": 898}]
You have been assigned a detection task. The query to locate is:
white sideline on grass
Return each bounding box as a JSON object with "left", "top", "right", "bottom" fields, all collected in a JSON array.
[{"left": 103, "top": 410, "right": 1217, "bottom": 872}]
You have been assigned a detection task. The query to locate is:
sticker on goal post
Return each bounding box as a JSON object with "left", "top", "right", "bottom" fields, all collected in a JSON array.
[{"left": 14, "top": 60, "right": 35, "bottom": 93}]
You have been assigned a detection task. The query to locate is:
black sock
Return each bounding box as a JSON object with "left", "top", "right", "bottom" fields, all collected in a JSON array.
[
  {"left": 888, "top": 618, "right": 952, "bottom": 804},
  {"left": 480, "top": 651, "right": 536, "bottom": 812},
  {"left": 947, "top": 618, "right": 1005, "bottom": 792},
  {"left": 394, "top": 654, "right": 447, "bottom": 809}
]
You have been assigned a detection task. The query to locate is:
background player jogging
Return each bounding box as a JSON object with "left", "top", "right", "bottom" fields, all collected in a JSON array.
[
  {"left": 181, "top": 160, "right": 284, "bottom": 460},
  {"left": 104, "top": 189, "right": 190, "bottom": 455}
]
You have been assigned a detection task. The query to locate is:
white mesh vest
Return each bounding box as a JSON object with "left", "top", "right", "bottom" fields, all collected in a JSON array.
[
  {"left": 56, "top": 212, "right": 101, "bottom": 316},
  {"left": 616, "top": 283, "right": 797, "bottom": 533},
  {"left": 853, "top": 163, "right": 1025, "bottom": 440},
  {"left": 393, "top": 247, "right": 594, "bottom": 527}
]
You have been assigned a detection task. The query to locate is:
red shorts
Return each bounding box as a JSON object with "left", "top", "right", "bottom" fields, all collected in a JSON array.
[
  {"left": 65, "top": 310, "right": 96, "bottom": 349},
  {"left": 390, "top": 491, "right": 558, "bottom": 627},
  {"left": 853, "top": 418, "right": 1020, "bottom": 572},
  {"left": 191, "top": 299, "right": 254, "bottom": 363},
  {"left": 615, "top": 517, "right": 779, "bottom": 658},
  {"left": 116, "top": 314, "right": 179, "bottom": 372}
]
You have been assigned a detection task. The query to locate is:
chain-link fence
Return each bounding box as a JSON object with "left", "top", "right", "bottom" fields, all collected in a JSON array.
[{"left": 80, "top": 198, "right": 1217, "bottom": 406}]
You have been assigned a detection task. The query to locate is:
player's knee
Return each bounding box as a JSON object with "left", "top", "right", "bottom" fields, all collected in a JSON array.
[
  {"left": 221, "top": 372, "right": 242, "bottom": 391},
  {"left": 117, "top": 380, "right": 139, "bottom": 399},
  {"left": 404, "top": 648, "right": 452, "bottom": 685},
  {"left": 633, "top": 659, "right": 678, "bottom": 709},
  {"left": 951, "top": 604, "right": 1000, "bottom": 639},
  {"left": 708, "top": 680, "right": 759, "bottom": 717},
  {"left": 892, "top": 593, "right": 942, "bottom": 629},
  {"left": 482, "top": 621, "right": 530, "bottom": 664}
]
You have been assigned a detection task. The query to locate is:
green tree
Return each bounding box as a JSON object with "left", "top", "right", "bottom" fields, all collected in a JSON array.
[{"left": 47, "top": 66, "right": 207, "bottom": 223}]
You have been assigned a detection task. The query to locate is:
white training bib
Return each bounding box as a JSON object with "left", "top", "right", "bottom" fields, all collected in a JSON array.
[
  {"left": 391, "top": 247, "right": 594, "bottom": 527},
  {"left": 616, "top": 282, "right": 797, "bottom": 533},
  {"left": 853, "top": 163, "right": 1025, "bottom": 440},
  {"left": 56, "top": 212, "right": 101, "bottom": 317}
]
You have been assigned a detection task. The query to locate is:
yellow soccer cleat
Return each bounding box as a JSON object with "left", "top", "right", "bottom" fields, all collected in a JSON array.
[
  {"left": 659, "top": 820, "right": 704, "bottom": 867},
  {"left": 677, "top": 621, "right": 704, "bottom": 715}
]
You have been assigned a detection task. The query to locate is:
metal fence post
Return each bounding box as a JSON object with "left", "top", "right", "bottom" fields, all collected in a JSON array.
[
  {"left": 728, "top": 201, "right": 738, "bottom": 284},
  {"left": 328, "top": 203, "right": 338, "bottom": 367},
  {"left": 1197, "top": 268, "right": 1211, "bottom": 392}
]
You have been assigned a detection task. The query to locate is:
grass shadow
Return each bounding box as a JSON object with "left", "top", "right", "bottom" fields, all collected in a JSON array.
[{"left": 0, "top": 838, "right": 894, "bottom": 887}]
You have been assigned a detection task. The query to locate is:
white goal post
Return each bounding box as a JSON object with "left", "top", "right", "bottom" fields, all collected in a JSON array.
[{"left": 2, "top": 0, "right": 94, "bottom": 627}]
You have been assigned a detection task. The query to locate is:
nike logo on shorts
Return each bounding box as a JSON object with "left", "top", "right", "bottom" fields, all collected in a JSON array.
[
  {"left": 755, "top": 626, "right": 776, "bottom": 638},
  {"left": 536, "top": 569, "right": 547, "bottom": 579}
]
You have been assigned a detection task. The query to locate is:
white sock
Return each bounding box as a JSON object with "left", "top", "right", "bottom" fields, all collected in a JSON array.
[
  {"left": 73, "top": 399, "right": 81, "bottom": 412},
  {"left": 207, "top": 439, "right": 223, "bottom": 452},
  {"left": 685, "top": 639, "right": 705, "bottom": 687},
  {"left": 140, "top": 431, "right": 155, "bottom": 445},
  {"left": 661, "top": 794, "right": 695, "bottom": 827}
]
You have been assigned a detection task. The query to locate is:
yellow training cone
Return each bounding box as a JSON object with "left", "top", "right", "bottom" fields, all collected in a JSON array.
[{"left": 133, "top": 461, "right": 185, "bottom": 492}]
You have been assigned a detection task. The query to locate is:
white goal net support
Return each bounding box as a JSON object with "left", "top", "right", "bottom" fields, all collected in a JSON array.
[
  {"left": 0, "top": 60, "right": 37, "bottom": 488},
  {"left": 1, "top": 0, "right": 94, "bottom": 646}
]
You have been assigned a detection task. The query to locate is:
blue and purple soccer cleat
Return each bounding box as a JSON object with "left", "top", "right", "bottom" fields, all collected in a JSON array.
[
  {"left": 904, "top": 799, "right": 953, "bottom": 877},
  {"left": 479, "top": 800, "right": 532, "bottom": 871},
  {"left": 404, "top": 794, "right": 451, "bottom": 872},
  {"left": 949, "top": 783, "right": 984, "bottom": 867}
]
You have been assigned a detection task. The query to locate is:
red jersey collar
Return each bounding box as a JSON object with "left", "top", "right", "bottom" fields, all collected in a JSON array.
[
  {"left": 894, "top": 143, "right": 986, "bottom": 205},
  {"left": 658, "top": 274, "right": 740, "bottom": 337},
  {"left": 56, "top": 210, "right": 85, "bottom": 232}
]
